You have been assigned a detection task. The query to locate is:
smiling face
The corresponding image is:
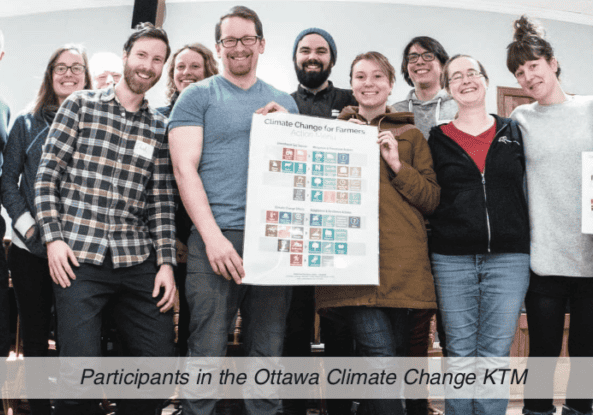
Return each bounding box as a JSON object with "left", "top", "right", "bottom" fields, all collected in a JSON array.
[
  {"left": 94, "top": 70, "right": 122, "bottom": 89},
  {"left": 122, "top": 37, "right": 167, "bottom": 95},
  {"left": 173, "top": 48, "right": 206, "bottom": 93},
  {"left": 53, "top": 50, "right": 87, "bottom": 105},
  {"left": 446, "top": 56, "right": 487, "bottom": 108},
  {"left": 351, "top": 59, "right": 393, "bottom": 113},
  {"left": 407, "top": 43, "right": 442, "bottom": 90},
  {"left": 216, "top": 16, "right": 265, "bottom": 79},
  {"left": 295, "top": 33, "right": 332, "bottom": 89},
  {"left": 514, "top": 57, "right": 559, "bottom": 104}
]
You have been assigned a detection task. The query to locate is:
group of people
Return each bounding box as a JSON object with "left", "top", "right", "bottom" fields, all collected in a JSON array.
[{"left": 0, "top": 5, "right": 592, "bottom": 415}]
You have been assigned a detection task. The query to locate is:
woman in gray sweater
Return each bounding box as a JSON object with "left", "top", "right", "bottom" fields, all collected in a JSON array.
[{"left": 507, "top": 15, "right": 593, "bottom": 415}]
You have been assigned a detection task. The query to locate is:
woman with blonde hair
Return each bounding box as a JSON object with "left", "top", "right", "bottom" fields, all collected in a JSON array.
[{"left": 316, "top": 51, "right": 440, "bottom": 415}]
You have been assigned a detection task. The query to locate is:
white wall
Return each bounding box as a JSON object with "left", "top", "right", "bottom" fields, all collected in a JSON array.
[{"left": 1, "top": 1, "right": 592, "bottom": 118}]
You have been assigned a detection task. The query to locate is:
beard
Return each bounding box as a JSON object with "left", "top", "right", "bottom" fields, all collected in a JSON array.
[
  {"left": 124, "top": 62, "right": 160, "bottom": 95},
  {"left": 295, "top": 60, "right": 332, "bottom": 90}
]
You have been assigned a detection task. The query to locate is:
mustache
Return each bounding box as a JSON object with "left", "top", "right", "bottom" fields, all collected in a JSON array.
[
  {"left": 303, "top": 59, "right": 323, "bottom": 68},
  {"left": 136, "top": 69, "right": 156, "bottom": 78}
]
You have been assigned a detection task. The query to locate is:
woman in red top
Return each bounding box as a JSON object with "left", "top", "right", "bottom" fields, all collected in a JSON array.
[{"left": 428, "top": 55, "right": 530, "bottom": 415}]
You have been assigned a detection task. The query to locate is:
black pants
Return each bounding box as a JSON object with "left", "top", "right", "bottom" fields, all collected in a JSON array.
[
  {"left": 524, "top": 272, "right": 593, "bottom": 414},
  {"left": 52, "top": 251, "right": 174, "bottom": 415},
  {"left": 8, "top": 244, "right": 54, "bottom": 415}
]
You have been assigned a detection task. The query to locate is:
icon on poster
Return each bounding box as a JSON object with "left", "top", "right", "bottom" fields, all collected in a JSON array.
[
  {"left": 283, "top": 148, "right": 295, "bottom": 160},
  {"left": 290, "top": 241, "right": 303, "bottom": 253},
  {"left": 309, "top": 241, "right": 321, "bottom": 253},
  {"left": 265, "top": 224, "right": 278, "bottom": 237},
  {"left": 323, "top": 228, "right": 335, "bottom": 241},
  {"left": 349, "top": 217, "right": 361, "bottom": 228},
  {"left": 293, "top": 189, "right": 305, "bottom": 201},
  {"left": 294, "top": 175, "right": 306, "bottom": 188},
  {"left": 292, "top": 213, "right": 304, "bottom": 225},
  {"left": 282, "top": 161, "right": 294, "bottom": 173},
  {"left": 295, "top": 149, "right": 307, "bottom": 161},
  {"left": 290, "top": 254, "right": 303, "bottom": 266},
  {"left": 308, "top": 255, "right": 321, "bottom": 267},
  {"left": 338, "top": 153, "right": 350, "bottom": 164},
  {"left": 266, "top": 211, "right": 279, "bottom": 223},
  {"left": 278, "top": 239, "right": 290, "bottom": 252}
]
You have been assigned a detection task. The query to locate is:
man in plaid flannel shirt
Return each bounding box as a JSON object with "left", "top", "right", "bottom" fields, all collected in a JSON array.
[{"left": 34, "top": 23, "right": 176, "bottom": 415}]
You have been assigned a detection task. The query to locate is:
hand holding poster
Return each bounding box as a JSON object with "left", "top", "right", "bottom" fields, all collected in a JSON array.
[{"left": 242, "top": 113, "right": 379, "bottom": 285}]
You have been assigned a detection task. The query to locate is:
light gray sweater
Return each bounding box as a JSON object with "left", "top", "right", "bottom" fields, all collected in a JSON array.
[
  {"left": 511, "top": 95, "right": 593, "bottom": 277},
  {"left": 392, "top": 89, "right": 458, "bottom": 140}
]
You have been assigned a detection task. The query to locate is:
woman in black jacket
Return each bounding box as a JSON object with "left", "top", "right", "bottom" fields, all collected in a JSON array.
[{"left": 428, "top": 55, "right": 530, "bottom": 415}]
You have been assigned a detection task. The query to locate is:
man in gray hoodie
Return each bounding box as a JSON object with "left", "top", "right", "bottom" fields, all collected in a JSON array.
[
  {"left": 393, "top": 36, "right": 456, "bottom": 415},
  {"left": 393, "top": 36, "right": 457, "bottom": 140}
]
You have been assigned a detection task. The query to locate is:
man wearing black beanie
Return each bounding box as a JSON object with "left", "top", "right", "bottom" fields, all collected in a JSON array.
[{"left": 291, "top": 27, "right": 356, "bottom": 119}]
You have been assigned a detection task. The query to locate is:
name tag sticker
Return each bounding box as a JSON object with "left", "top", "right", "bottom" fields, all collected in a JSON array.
[{"left": 134, "top": 140, "right": 154, "bottom": 159}]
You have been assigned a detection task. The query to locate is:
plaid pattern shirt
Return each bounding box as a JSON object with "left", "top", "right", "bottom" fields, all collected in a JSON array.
[{"left": 35, "top": 87, "right": 176, "bottom": 268}]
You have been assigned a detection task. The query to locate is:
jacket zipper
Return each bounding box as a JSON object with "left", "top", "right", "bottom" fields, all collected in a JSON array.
[
  {"left": 481, "top": 171, "right": 492, "bottom": 253},
  {"left": 440, "top": 120, "right": 509, "bottom": 253}
]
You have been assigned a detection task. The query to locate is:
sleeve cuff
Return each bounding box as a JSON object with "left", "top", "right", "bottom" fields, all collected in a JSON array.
[
  {"left": 14, "top": 212, "right": 36, "bottom": 237},
  {"left": 156, "top": 246, "right": 177, "bottom": 267}
]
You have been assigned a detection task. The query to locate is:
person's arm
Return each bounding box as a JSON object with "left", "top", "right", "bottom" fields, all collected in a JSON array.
[
  {"left": 34, "top": 96, "right": 82, "bottom": 287},
  {"left": 387, "top": 129, "right": 440, "bottom": 215},
  {"left": 169, "top": 125, "right": 245, "bottom": 284},
  {"left": 146, "top": 130, "right": 177, "bottom": 312},
  {"left": 1, "top": 115, "right": 39, "bottom": 240}
]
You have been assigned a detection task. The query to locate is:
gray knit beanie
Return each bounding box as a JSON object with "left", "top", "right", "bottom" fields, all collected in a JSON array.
[{"left": 293, "top": 28, "right": 337, "bottom": 64}]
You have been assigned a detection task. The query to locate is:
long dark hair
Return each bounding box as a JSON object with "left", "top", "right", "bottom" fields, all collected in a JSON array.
[
  {"left": 506, "top": 15, "right": 560, "bottom": 78},
  {"left": 31, "top": 45, "right": 92, "bottom": 115}
]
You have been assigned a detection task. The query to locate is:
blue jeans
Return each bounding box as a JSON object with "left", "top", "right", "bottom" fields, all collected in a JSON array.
[
  {"left": 182, "top": 230, "right": 292, "bottom": 415},
  {"left": 343, "top": 306, "right": 409, "bottom": 415},
  {"left": 431, "top": 253, "right": 530, "bottom": 415}
]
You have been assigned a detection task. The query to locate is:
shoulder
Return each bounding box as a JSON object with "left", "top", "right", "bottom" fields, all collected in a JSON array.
[
  {"left": 257, "top": 79, "right": 298, "bottom": 111},
  {"left": 156, "top": 104, "right": 172, "bottom": 118}
]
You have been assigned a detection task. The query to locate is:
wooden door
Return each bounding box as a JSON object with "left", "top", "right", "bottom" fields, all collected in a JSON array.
[{"left": 497, "top": 86, "right": 535, "bottom": 117}]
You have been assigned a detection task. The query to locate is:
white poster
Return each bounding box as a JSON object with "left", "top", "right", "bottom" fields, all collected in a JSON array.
[
  {"left": 582, "top": 152, "right": 593, "bottom": 234},
  {"left": 242, "top": 112, "right": 380, "bottom": 285}
]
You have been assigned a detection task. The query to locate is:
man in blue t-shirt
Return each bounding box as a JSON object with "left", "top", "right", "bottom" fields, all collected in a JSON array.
[{"left": 169, "top": 6, "right": 298, "bottom": 415}]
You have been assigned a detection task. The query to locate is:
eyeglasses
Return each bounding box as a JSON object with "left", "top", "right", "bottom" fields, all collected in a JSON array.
[
  {"left": 218, "top": 36, "right": 261, "bottom": 48},
  {"left": 53, "top": 64, "right": 86, "bottom": 75},
  {"left": 407, "top": 52, "right": 436, "bottom": 63},
  {"left": 448, "top": 70, "right": 483, "bottom": 85}
]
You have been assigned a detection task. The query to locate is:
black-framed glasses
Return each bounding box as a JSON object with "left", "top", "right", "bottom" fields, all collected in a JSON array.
[
  {"left": 448, "top": 70, "right": 483, "bottom": 84},
  {"left": 218, "top": 36, "right": 261, "bottom": 48},
  {"left": 407, "top": 52, "right": 436, "bottom": 63},
  {"left": 53, "top": 64, "right": 86, "bottom": 75}
]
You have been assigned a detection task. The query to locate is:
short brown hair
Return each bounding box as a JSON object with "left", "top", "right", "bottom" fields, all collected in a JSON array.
[
  {"left": 165, "top": 43, "right": 219, "bottom": 102},
  {"left": 441, "top": 54, "right": 489, "bottom": 91},
  {"left": 349, "top": 51, "right": 395, "bottom": 85},
  {"left": 123, "top": 22, "right": 170, "bottom": 62},
  {"left": 215, "top": 5, "right": 263, "bottom": 43},
  {"left": 506, "top": 15, "right": 560, "bottom": 78},
  {"left": 31, "top": 45, "right": 93, "bottom": 115}
]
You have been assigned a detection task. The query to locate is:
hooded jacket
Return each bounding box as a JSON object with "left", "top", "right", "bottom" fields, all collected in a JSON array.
[
  {"left": 393, "top": 89, "right": 458, "bottom": 140},
  {"left": 428, "top": 115, "right": 529, "bottom": 255},
  {"left": 316, "top": 106, "right": 440, "bottom": 310}
]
